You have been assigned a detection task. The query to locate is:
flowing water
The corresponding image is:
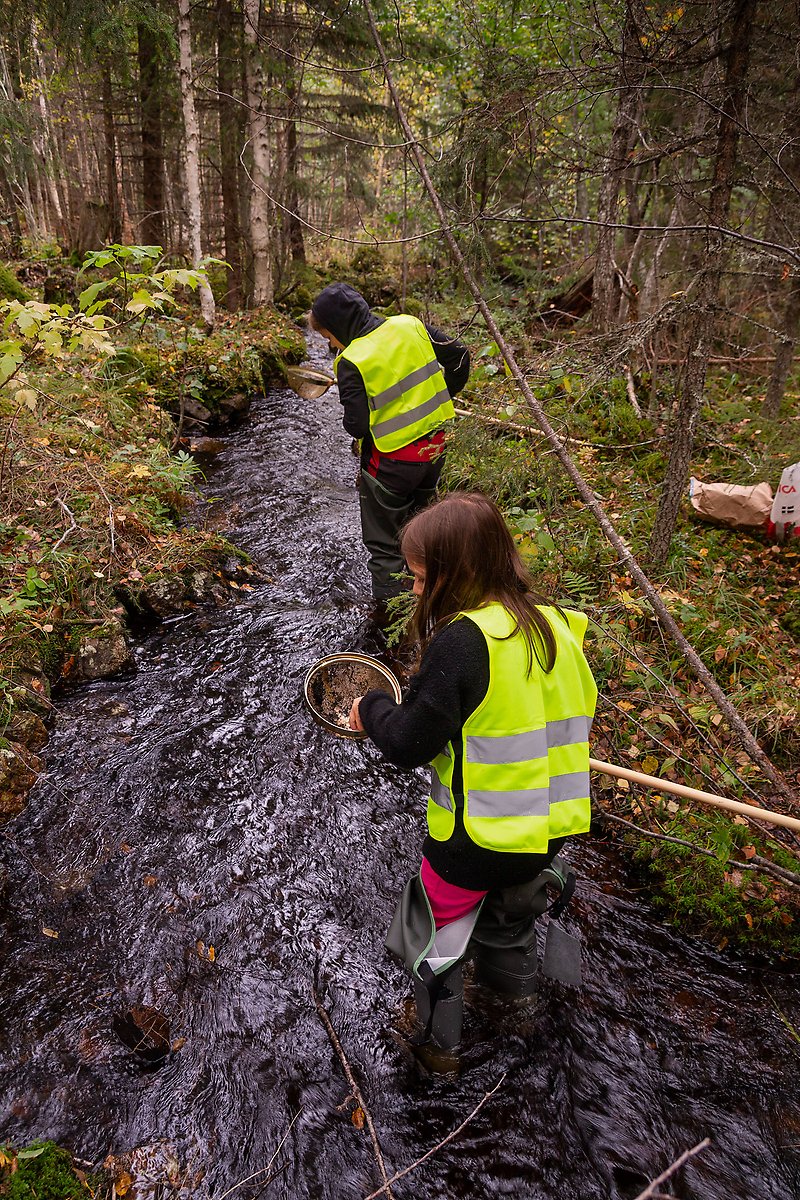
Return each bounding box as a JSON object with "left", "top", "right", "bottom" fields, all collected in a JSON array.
[{"left": 1, "top": 335, "right": 798, "bottom": 1200}]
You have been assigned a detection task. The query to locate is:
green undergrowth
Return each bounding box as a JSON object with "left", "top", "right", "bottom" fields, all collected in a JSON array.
[
  {"left": 625, "top": 804, "right": 800, "bottom": 960},
  {"left": 0, "top": 304, "right": 305, "bottom": 801},
  {"left": 0, "top": 1141, "right": 106, "bottom": 1200},
  {"left": 442, "top": 352, "right": 800, "bottom": 959},
  {"left": 0, "top": 263, "right": 30, "bottom": 303},
  {"left": 102, "top": 305, "right": 305, "bottom": 422}
]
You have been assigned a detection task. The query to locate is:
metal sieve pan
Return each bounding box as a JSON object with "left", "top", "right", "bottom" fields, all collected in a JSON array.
[{"left": 303, "top": 652, "right": 402, "bottom": 740}]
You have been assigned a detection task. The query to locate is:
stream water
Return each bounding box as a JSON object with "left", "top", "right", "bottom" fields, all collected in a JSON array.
[{"left": 1, "top": 335, "right": 798, "bottom": 1200}]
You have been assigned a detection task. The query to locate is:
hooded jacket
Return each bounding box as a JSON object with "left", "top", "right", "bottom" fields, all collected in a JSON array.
[{"left": 311, "top": 283, "right": 470, "bottom": 486}]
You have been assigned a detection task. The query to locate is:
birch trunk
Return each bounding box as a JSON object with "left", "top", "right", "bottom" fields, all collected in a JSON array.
[
  {"left": 177, "top": 0, "right": 216, "bottom": 332},
  {"left": 31, "top": 22, "right": 65, "bottom": 242},
  {"left": 244, "top": 0, "right": 274, "bottom": 305}
]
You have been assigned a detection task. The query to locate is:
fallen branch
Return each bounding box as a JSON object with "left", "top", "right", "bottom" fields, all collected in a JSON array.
[
  {"left": 633, "top": 1138, "right": 711, "bottom": 1200},
  {"left": 52, "top": 497, "right": 77, "bottom": 552},
  {"left": 362, "top": 1074, "right": 507, "bottom": 1200},
  {"left": 213, "top": 1110, "right": 301, "bottom": 1200},
  {"left": 364, "top": 0, "right": 797, "bottom": 810},
  {"left": 601, "top": 812, "right": 800, "bottom": 890},
  {"left": 454, "top": 406, "right": 663, "bottom": 451},
  {"left": 312, "top": 985, "right": 394, "bottom": 1200},
  {"left": 624, "top": 364, "right": 643, "bottom": 417}
]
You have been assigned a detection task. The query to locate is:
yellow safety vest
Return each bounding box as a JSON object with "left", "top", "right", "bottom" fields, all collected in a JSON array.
[
  {"left": 427, "top": 603, "right": 597, "bottom": 853},
  {"left": 335, "top": 315, "right": 455, "bottom": 452}
]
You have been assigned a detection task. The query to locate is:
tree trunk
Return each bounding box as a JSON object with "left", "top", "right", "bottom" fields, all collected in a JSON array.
[
  {"left": 138, "top": 22, "right": 165, "bottom": 248},
  {"left": 762, "top": 278, "right": 800, "bottom": 418},
  {"left": 101, "top": 63, "right": 121, "bottom": 244},
  {"left": 244, "top": 0, "right": 274, "bottom": 305},
  {"left": 0, "top": 155, "right": 22, "bottom": 254},
  {"left": 217, "top": 0, "right": 244, "bottom": 308},
  {"left": 31, "top": 22, "right": 65, "bottom": 243},
  {"left": 593, "top": 0, "right": 643, "bottom": 335},
  {"left": 649, "top": 0, "right": 758, "bottom": 568},
  {"left": 177, "top": 0, "right": 216, "bottom": 331},
  {"left": 285, "top": 80, "right": 306, "bottom": 264},
  {"left": 763, "top": 16, "right": 800, "bottom": 419}
]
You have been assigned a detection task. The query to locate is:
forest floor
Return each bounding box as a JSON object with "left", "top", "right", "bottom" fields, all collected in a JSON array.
[
  {"left": 0, "top": 281, "right": 305, "bottom": 819},
  {"left": 430, "top": 281, "right": 800, "bottom": 963},
  {"left": 2, "top": 252, "right": 799, "bottom": 966}
]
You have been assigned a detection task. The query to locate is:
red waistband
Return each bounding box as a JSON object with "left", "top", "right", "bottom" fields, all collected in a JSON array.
[{"left": 369, "top": 430, "right": 445, "bottom": 470}]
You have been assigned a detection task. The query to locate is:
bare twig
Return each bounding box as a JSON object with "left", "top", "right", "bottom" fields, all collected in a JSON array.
[
  {"left": 751, "top": 855, "right": 800, "bottom": 887},
  {"left": 213, "top": 1109, "right": 302, "bottom": 1200},
  {"left": 312, "top": 986, "right": 395, "bottom": 1200},
  {"left": 362, "top": 1074, "right": 507, "bottom": 1200},
  {"left": 52, "top": 497, "right": 77, "bottom": 551},
  {"left": 80, "top": 461, "right": 117, "bottom": 560},
  {"left": 632, "top": 1139, "right": 711, "bottom": 1200},
  {"left": 0, "top": 400, "right": 24, "bottom": 501},
  {"left": 601, "top": 812, "right": 800, "bottom": 890}
]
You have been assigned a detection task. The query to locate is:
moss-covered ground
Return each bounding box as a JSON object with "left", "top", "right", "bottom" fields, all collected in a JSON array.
[
  {"left": 0, "top": 1141, "right": 107, "bottom": 1200},
  {"left": 0, "top": 296, "right": 305, "bottom": 812},
  {"left": 423, "top": 284, "right": 800, "bottom": 962}
]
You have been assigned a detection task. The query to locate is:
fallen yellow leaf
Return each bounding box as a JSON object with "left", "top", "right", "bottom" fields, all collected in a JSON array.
[{"left": 116, "top": 1170, "right": 133, "bottom": 1196}]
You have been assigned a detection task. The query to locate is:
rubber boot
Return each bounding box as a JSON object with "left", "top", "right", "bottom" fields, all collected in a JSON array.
[
  {"left": 474, "top": 943, "right": 538, "bottom": 998},
  {"left": 413, "top": 966, "right": 464, "bottom": 1050}
]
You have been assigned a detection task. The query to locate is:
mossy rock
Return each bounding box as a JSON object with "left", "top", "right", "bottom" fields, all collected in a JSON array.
[
  {"left": 0, "top": 1140, "right": 100, "bottom": 1200},
  {"left": 0, "top": 263, "right": 30, "bottom": 302},
  {"left": 108, "top": 308, "right": 305, "bottom": 425}
]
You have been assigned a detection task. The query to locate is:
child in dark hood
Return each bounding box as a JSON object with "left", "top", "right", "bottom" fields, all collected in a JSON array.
[{"left": 310, "top": 283, "right": 469, "bottom": 620}]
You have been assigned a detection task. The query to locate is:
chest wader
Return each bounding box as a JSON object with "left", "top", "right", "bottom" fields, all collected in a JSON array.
[{"left": 385, "top": 856, "right": 581, "bottom": 1051}]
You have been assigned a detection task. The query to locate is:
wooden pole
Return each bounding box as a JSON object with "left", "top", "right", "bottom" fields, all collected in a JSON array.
[{"left": 590, "top": 758, "right": 800, "bottom": 833}]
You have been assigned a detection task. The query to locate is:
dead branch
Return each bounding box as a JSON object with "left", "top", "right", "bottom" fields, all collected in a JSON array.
[
  {"left": 624, "top": 364, "right": 643, "bottom": 417},
  {"left": 362, "top": 1074, "right": 507, "bottom": 1200},
  {"left": 80, "top": 462, "right": 116, "bottom": 559},
  {"left": 52, "top": 497, "right": 77, "bottom": 552},
  {"left": 0, "top": 400, "right": 23, "bottom": 503},
  {"left": 363, "top": 0, "right": 797, "bottom": 811},
  {"left": 601, "top": 812, "right": 800, "bottom": 890},
  {"left": 454, "top": 406, "right": 662, "bottom": 452},
  {"left": 312, "top": 986, "right": 395, "bottom": 1200},
  {"left": 213, "top": 1109, "right": 302, "bottom": 1200},
  {"left": 632, "top": 1139, "right": 711, "bottom": 1200}
]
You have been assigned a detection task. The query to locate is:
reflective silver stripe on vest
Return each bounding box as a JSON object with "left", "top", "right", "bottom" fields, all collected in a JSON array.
[
  {"left": 370, "top": 358, "right": 442, "bottom": 410},
  {"left": 465, "top": 715, "right": 592, "bottom": 766},
  {"left": 468, "top": 770, "right": 590, "bottom": 818},
  {"left": 430, "top": 771, "right": 453, "bottom": 811},
  {"left": 372, "top": 389, "right": 451, "bottom": 440}
]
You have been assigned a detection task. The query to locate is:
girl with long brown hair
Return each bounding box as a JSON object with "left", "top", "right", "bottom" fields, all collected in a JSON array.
[{"left": 349, "top": 491, "right": 597, "bottom": 1051}]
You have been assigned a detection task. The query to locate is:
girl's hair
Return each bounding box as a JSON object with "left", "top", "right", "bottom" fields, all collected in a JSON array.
[{"left": 400, "top": 492, "right": 559, "bottom": 673}]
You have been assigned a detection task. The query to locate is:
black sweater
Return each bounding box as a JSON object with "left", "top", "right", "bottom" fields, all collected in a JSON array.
[{"left": 359, "top": 618, "right": 565, "bottom": 890}]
